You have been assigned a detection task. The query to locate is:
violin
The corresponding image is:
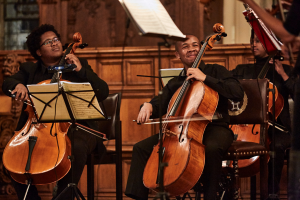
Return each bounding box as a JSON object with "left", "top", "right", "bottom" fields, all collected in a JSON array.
[
  {"left": 142, "top": 23, "right": 227, "bottom": 197},
  {"left": 2, "top": 32, "right": 89, "bottom": 185}
]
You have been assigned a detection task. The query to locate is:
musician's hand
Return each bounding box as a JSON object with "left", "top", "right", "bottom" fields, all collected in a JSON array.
[
  {"left": 11, "top": 83, "right": 29, "bottom": 101},
  {"left": 65, "top": 54, "right": 82, "bottom": 72},
  {"left": 281, "top": 37, "right": 300, "bottom": 60},
  {"left": 269, "top": 58, "right": 289, "bottom": 81},
  {"left": 186, "top": 68, "right": 206, "bottom": 82},
  {"left": 137, "top": 102, "right": 153, "bottom": 124}
]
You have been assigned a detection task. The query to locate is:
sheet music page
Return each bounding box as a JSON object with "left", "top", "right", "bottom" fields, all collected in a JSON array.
[
  {"left": 243, "top": 9, "right": 282, "bottom": 52},
  {"left": 27, "top": 83, "right": 71, "bottom": 121},
  {"left": 150, "top": 0, "right": 185, "bottom": 38},
  {"left": 160, "top": 68, "right": 183, "bottom": 86},
  {"left": 61, "top": 82, "right": 105, "bottom": 120},
  {"left": 120, "top": 0, "right": 185, "bottom": 38}
]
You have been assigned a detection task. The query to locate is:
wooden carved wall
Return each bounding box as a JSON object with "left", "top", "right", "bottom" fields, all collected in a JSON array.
[
  {"left": 36, "top": 0, "right": 222, "bottom": 48},
  {"left": 0, "top": 44, "right": 294, "bottom": 199}
]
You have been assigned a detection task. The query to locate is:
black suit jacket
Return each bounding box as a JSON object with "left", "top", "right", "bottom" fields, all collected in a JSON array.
[{"left": 2, "top": 58, "right": 109, "bottom": 132}]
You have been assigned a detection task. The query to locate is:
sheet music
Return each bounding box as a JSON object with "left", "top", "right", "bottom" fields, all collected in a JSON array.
[
  {"left": 160, "top": 68, "right": 183, "bottom": 86},
  {"left": 119, "top": 0, "right": 185, "bottom": 38},
  {"left": 243, "top": 6, "right": 282, "bottom": 54},
  {"left": 27, "top": 82, "right": 105, "bottom": 122},
  {"left": 251, "top": 10, "right": 282, "bottom": 51},
  {"left": 27, "top": 83, "right": 71, "bottom": 121},
  {"left": 62, "top": 82, "right": 105, "bottom": 120}
]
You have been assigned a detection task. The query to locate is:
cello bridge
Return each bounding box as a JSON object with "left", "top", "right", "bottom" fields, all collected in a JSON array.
[{"left": 163, "top": 129, "right": 177, "bottom": 136}]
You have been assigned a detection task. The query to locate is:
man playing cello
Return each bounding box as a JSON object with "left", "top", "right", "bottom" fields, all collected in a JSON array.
[
  {"left": 125, "top": 34, "right": 244, "bottom": 200},
  {"left": 2, "top": 24, "right": 109, "bottom": 200}
]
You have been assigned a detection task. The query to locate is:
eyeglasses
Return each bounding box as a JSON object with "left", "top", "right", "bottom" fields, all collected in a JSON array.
[{"left": 40, "top": 37, "right": 60, "bottom": 47}]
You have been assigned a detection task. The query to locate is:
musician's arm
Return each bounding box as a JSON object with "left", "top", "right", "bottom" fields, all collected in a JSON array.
[
  {"left": 203, "top": 65, "right": 244, "bottom": 101},
  {"left": 240, "top": 0, "right": 296, "bottom": 43},
  {"left": 282, "top": 64, "right": 296, "bottom": 100},
  {"left": 283, "top": 0, "right": 300, "bottom": 38},
  {"left": 147, "top": 77, "right": 181, "bottom": 119},
  {"left": 2, "top": 62, "right": 31, "bottom": 97}
]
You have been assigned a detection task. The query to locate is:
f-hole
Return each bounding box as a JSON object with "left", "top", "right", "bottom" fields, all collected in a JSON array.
[{"left": 178, "top": 124, "right": 184, "bottom": 142}]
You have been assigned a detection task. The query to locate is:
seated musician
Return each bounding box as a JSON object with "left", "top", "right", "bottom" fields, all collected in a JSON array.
[
  {"left": 125, "top": 34, "right": 244, "bottom": 200},
  {"left": 2, "top": 24, "right": 109, "bottom": 200},
  {"left": 231, "top": 31, "right": 296, "bottom": 197}
]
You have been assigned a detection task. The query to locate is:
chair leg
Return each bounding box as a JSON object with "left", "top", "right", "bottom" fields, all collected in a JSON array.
[
  {"left": 116, "top": 123, "right": 123, "bottom": 200},
  {"left": 232, "top": 159, "right": 239, "bottom": 200},
  {"left": 260, "top": 154, "right": 268, "bottom": 200},
  {"left": 116, "top": 160, "right": 123, "bottom": 200},
  {"left": 250, "top": 175, "right": 256, "bottom": 200},
  {"left": 195, "top": 191, "right": 201, "bottom": 200},
  {"left": 87, "top": 154, "right": 95, "bottom": 200}
]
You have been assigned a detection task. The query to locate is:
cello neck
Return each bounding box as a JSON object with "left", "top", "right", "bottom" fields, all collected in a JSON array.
[
  {"left": 257, "top": 55, "right": 272, "bottom": 79},
  {"left": 168, "top": 40, "right": 209, "bottom": 117},
  {"left": 191, "top": 40, "right": 209, "bottom": 69},
  {"left": 50, "top": 43, "right": 75, "bottom": 83}
]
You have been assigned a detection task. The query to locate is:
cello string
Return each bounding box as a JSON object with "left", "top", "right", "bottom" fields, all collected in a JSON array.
[{"left": 161, "top": 40, "right": 210, "bottom": 134}]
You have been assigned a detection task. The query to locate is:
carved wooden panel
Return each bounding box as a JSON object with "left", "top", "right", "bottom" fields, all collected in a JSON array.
[
  {"left": 98, "top": 60, "right": 123, "bottom": 85},
  {"left": 126, "top": 59, "right": 154, "bottom": 86},
  {"left": 36, "top": 0, "right": 223, "bottom": 48},
  {"left": 121, "top": 98, "right": 154, "bottom": 146}
]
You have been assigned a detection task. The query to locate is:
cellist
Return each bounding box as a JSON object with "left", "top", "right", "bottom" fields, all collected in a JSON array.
[
  {"left": 125, "top": 34, "right": 244, "bottom": 200},
  {"left": 2, "top": 24, "right": 109, "bottom": 200},
  {"left": 231, "top": 30, "right": 296, "bottom": 197}
]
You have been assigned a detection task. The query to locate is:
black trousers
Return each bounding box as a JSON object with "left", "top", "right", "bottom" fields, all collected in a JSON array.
[
  {"left": 268, "top": 127, "right": 291, "bottom": 195},
  {"left": 125, "top": 123, "right": 234, "bottom": 200},
  {"left": 10, "top": 126, "right": 105, "bottom": 200}
]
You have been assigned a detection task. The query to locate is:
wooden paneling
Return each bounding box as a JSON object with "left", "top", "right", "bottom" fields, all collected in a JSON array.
[
  {"left": 0, "top": 44, "right": 294, "bottom": 199},
  {"left": 99, "top": 60, "right": 123, "bottom": 85},
  {"left": 126, "top": 59, "right": 154, "bottom": 86}
]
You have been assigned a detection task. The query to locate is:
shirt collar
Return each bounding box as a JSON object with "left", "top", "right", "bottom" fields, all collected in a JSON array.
[{"left": 39, "top": 60, "right": 49, "bottom": 74}]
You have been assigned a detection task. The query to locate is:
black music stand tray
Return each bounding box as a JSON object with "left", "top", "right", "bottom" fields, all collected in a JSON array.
[{"left": 27, "top": 81, "right": 107, "bottom": 200}]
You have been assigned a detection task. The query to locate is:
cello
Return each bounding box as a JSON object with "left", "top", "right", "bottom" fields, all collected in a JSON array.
[
  {"left": 143, "top": 23, "right": 227, "bottom": 197},
  {"left": 2, "top": 32, "right": 89, "bottom": 185}
]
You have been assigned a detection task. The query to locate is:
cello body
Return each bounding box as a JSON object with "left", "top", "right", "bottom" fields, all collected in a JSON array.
[
  {"left": 143, "top": 81, "right": 218, "bottom": 196},
  {"left": 2, "top": 101, "right": 71, "bottom": 184}
]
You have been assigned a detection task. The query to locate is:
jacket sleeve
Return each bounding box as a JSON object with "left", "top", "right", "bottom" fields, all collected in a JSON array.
[
  {"left": 204, "top": 65, "right": 244, "bottom": 101},
  {"left": 283, "top": 64, "right": 296, "bottom": 100},
  {"left": 147, "top": 77, "right": 182, "bottom": 119},
  {"left": 149, "top": 84, "right": 174, "bottom": 119},
  {"left": 76, "top": 58, "right": 109, "bottom": 102},
  {"left": 2, "top": 62, "right": 32, "bottom": 97}
]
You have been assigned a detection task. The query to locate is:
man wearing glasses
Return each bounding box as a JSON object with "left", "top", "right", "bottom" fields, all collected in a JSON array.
[{"left": 2, "top": 24, "right": 109, "bottom": 200}]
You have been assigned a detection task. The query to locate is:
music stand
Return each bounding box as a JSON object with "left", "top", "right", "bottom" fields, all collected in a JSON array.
[{"left": 26, "top": 72, "right": 107, "bottom": 200}]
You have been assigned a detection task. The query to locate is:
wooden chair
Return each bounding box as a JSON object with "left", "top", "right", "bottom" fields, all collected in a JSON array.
[
  {"left": 222, "top": 79, "right": 270, "bottom": 200},
  {"left": 86, "top": 93, "right": 122, "bottom": 200}
]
